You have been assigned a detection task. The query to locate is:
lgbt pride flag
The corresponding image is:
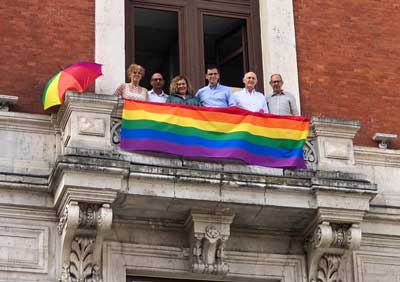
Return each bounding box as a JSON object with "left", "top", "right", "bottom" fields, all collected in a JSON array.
[{"left": 121, "top": 100, "right": 309, "bottom": 169}]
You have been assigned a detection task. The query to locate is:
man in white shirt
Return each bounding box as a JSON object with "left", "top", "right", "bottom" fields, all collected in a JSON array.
[
  {"left": 267, "top": 74, "right": 299, "bottom": 116},
  {"left": 232, "top": 72, "right": 269, "bottom": 113},
  {"left": 148, "top": 73, "right": 168, "bottom": 103}
]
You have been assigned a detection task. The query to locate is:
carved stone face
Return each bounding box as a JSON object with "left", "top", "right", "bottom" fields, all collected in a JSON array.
[{"left": 205, "top": 225, "right": 220, "bottom": 239}]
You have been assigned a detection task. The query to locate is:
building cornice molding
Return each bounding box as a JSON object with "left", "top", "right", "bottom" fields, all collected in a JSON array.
[
  {"left": 354, "top": 145, "right": 400, "bottom": 167},
  {"left": 0, "top": 111, "right": 54, "bottom": 134},
  {"left": 0, "top": 204, "right": 56, "bottom": 221},
  {"left": 311, "top": 117, "right": 360, "bottom": 139}
]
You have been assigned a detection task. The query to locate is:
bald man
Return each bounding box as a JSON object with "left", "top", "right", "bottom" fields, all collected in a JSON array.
[
  {"left": 148, "top": 73, "right": 168, "bottom": 103},
  {"left": 232, "top": 71, "right": 269, "bottom": 113}
]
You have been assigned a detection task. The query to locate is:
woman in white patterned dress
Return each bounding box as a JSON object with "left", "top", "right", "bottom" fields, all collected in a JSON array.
[{"left": 113, "top": 64, "right": 148, "bottom": 101}]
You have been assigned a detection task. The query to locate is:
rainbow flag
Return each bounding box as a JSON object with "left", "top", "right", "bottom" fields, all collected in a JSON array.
[{"left": 121, "top": 100, "right": 309, "bottom": 169}]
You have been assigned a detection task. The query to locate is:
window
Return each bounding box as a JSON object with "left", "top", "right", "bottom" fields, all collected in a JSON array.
[
  {"left": 203, "top": 15, "right": 247, "bottom": 87},
  {"left": 125, "top": 0, "right": 263, "bottom": 91}
]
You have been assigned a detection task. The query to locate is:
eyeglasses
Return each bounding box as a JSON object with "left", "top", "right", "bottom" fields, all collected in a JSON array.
[
  {"left": 152, "top": 78, "right": 164, "bottom": 81},
  {"left": 271, "top": 80, "right": 282, "bottom": 84}
]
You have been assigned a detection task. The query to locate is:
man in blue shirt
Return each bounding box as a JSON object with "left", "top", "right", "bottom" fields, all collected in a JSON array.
[{"left": 195, "top": 65, "right": 235, "bottom": 107}]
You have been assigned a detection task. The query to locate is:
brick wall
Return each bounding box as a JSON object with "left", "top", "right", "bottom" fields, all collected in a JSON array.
[
  {"left": 0, "top": 0, "right": 95, "bottom": 113},
  {"left": 294, "top": 1, "right": 400, "bottom": 147}
]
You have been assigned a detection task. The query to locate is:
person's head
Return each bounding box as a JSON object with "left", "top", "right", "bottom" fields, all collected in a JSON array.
[
  {"left": 243, "top": 71, "right": 258, "bottom": 91},
  {"left": 269, "top": 74, "right": 284, "bottom": 93},
  {"left": 150, "top": 73, "right": 165, "bottom": 92},
  {"left": 205, "top": 65, "right": 220, "bottom": 87},
  {"left": 170, "top": 75, "right": 194, "bottom": 95},
  {"left": 127, "top": 64, "right": 145, "bottom": 85}
]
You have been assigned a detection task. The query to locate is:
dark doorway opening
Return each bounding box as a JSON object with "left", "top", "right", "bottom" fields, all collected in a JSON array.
[
  {"left": 203, "top": 15, "right": 248, "bottom": 88},
  {"left": 134, "top": 8, "right": 179, "bottom": 91}
]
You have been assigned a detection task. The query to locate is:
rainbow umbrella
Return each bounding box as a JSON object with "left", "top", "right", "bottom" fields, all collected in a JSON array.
[{"left": 42, "top": 62, "right": 103, "bottom": 110}]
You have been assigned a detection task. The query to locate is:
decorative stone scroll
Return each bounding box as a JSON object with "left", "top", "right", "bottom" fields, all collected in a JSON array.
[
  {"left": 305, "top": 221, "right": 361, "bottom": 282},
  {"left": 303, "top": 140, "right": 318, "bottom": 170},
  {"left": 111, "top": 119, "right": 121, "bottom": 145},
  {"left": 186, "top": 212, "right": 234, "bottom": 275},
  {"left": 58, "top": 201, "right": 112, "bottom": 282}
]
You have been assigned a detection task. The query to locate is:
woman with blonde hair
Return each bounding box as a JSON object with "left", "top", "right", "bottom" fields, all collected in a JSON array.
[
  {"left": 166, "top": 75, "right": 201, "bottom": 106},
  {"left": 113, "top": 64, "right": 148, "bottom": 101}
]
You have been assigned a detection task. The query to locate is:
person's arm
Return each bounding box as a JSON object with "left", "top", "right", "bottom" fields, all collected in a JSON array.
[
  {"left": 289, "top": 94, "right": 300, "bottom": 116},
  {"left": 195, "top": 96, "right": 202, "bottom": 106},
  {"left": 195, "top": 89, "right": 201, "bottom": 97},
  {"left": 262, "top": 99, "right": 269, "bottom": 114},
  {"left": 113, "top": 84, "right": 124, "bottom": 97},
  {"left": 227, "top": 88, "right": 236, "bottom": 106}
]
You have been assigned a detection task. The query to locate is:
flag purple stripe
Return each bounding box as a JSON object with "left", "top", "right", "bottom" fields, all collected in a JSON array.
[{"left": 121, "top": 138, "right": 306, "bottom": 169}]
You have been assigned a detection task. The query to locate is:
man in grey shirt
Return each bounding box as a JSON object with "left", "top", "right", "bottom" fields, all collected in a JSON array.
[{"left": 267, "top": 74, "right": 299, "bottom": 116}]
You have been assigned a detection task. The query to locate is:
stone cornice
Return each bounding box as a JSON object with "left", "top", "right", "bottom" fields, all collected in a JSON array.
[
  {"left": 354, "top": 145, "right": 400, "bottom": 167},
  {"left": 311, "top": 117, "right": 360, "bottom": 139},
  {"left": 50, "top": 155, "right": 129, "bottom": 214},
  {"left": 0, "top": 94, "right": 18, "bottom": 111},
  {"left": 0, "top": 111, "right": 54, "bottom": 134},
  {"left": 0, "top": 204, "right": 56, "bottom": 221},
  {"left": 0, "top": 172, "right": 49, "bottom": 194}
]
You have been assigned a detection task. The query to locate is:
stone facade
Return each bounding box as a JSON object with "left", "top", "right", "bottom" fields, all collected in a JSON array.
[
  {"left": 0, "top": 92, "right": 399, "bottom": 282},
  {"left": 2, "top": 1, "right": 400, "bottom": 281}
]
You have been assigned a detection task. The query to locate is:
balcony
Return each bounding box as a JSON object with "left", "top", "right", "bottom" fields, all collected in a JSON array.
[{"left": 0, "top": 92, "right": 392, "bottom": 282}]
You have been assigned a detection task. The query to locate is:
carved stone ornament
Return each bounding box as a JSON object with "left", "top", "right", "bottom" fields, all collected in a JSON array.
[
  {"left": 303, "top": 140, "right": 318, "bottom": 170},
  {"left": 314, "top": 255, "right": 342, "bottom": 282},
  {"left": 79, "top": 204, "right": 98, "bottom": 228},
  {"left": 186, "top": 212, "right": 234, "bottom": 275},
  {"left": 58, "top": 204, "right": 70, "bottom": 235},
  {"left": 306, "top": 221, "right": 361, "bottom": 282},
  {"left": 59, "top": 202, "right": 112, "bottom": 282},
  {"left": 111, "top": 119, "right": 121, "bottom": 145},
  {"left": 192, "top": 225, "right": 229, "bottom": 275}
]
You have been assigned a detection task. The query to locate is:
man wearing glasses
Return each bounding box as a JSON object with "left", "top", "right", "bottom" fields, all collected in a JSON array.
[
  {"left": 148, "top": 73, "right": 168, "bottom": 103},
  {"left": 267, "top": 74, "right": 299, "bottom": 116},
  {"left": 195, "top": 65, "right": 235, "bottom": 107}
]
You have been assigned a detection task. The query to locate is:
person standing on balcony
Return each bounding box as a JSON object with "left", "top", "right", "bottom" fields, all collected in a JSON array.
[
  {"left": 166, "top": 75, "right": 201, "bottom": 106},
  {"left": 267, "top": 74, "right": 299, "bottom": 116},
  {"left": 232, "top": 71, "right": 269, "bottom": 113},
  {"left": 195, "top": 65, "right": 235, "bottom": 107},
  {"left": 148, "top": 73, "right": 168, "bottom": 103},
  {"left": 113, "top": 64, "right": 148, "bottom": 101}
]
